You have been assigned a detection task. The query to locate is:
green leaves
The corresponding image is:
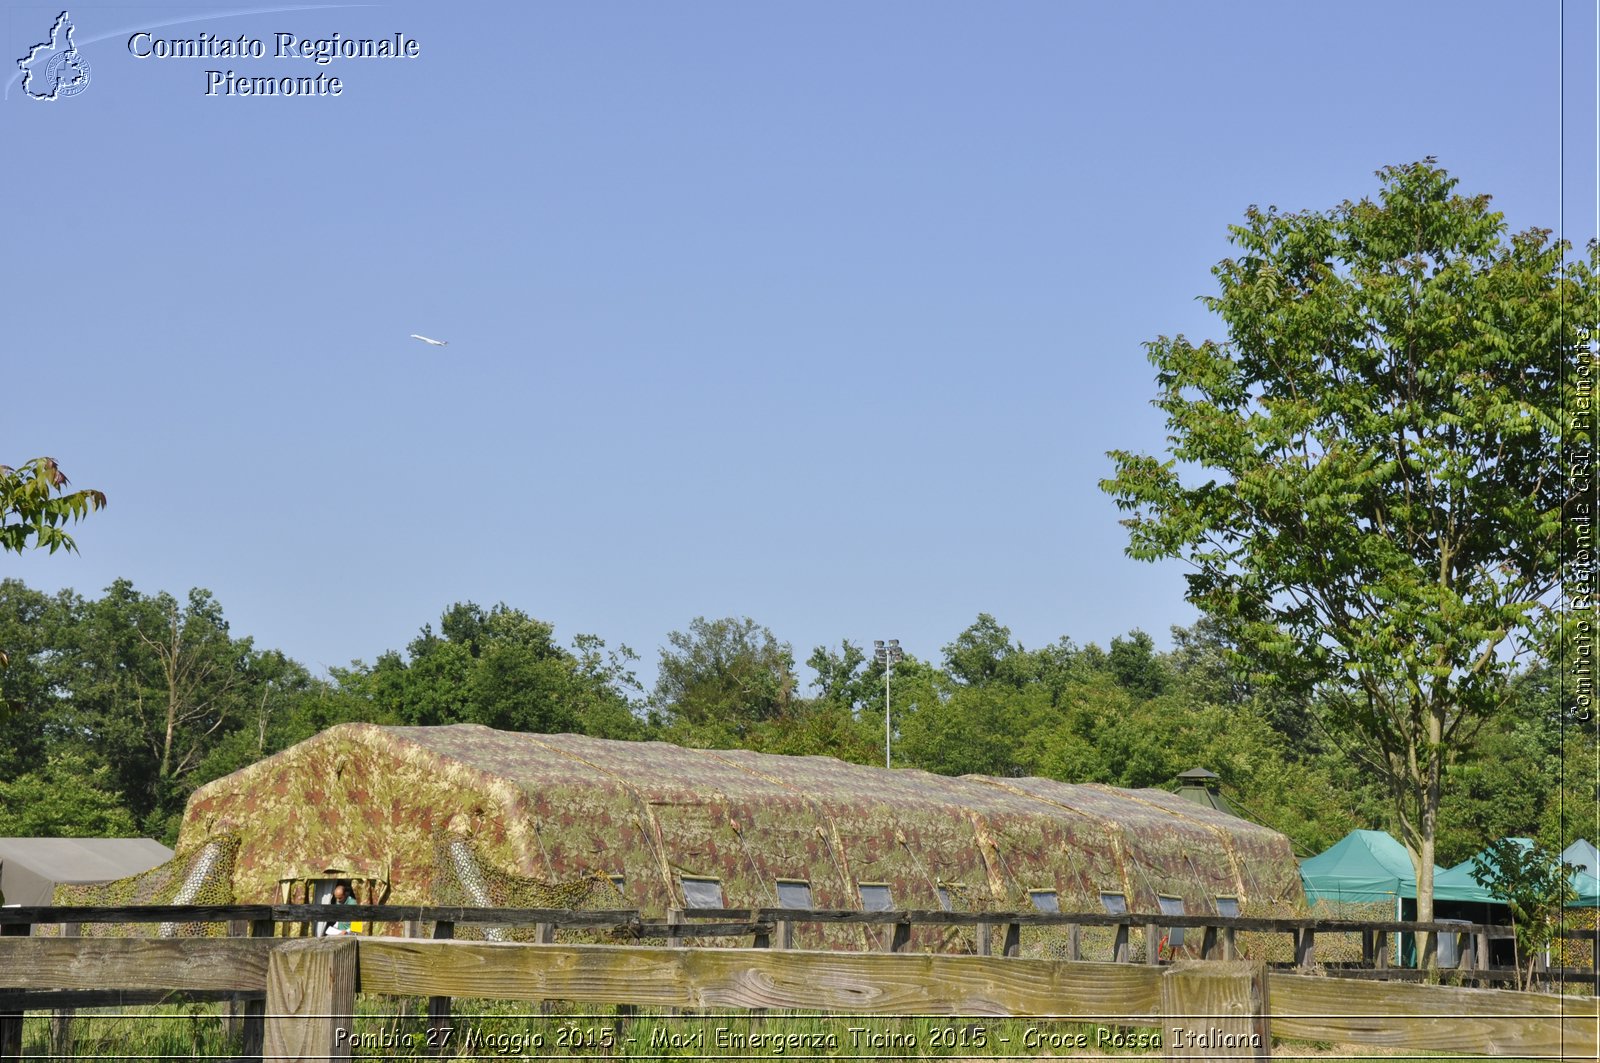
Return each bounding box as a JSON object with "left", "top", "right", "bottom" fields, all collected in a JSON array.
[
  {"left": 0, "top": 457, "right": 105, "bottom": 556},
  {"left": 1100, "top": 160, "right": 1596, "bottom": 924}
]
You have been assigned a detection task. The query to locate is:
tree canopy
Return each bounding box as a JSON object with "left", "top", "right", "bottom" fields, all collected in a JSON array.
[{"left": 1101, "top": 159, "right": 1596, "bottom": 947}]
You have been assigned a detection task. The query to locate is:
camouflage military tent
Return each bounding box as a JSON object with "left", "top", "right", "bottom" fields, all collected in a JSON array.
[{"left": 99, "top": 724, "right": 1304, "bottom": 944}]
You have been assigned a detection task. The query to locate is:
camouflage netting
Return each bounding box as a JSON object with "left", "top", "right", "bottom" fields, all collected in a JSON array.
[
  {"left": 148, "top": 723, "right": 1304, "bottom": 951},
  {"left": 431, "top": 827, "right": 629, "bottom": 942},
  {"left": 1292, "top": 898, "right": 1397, "bottom": 965},
  {"left": 48, "top": 835, "right": 239, "bottom": 938},
  {"left": 1555, "top": 907, "right": 1598, "bottom": 969}
]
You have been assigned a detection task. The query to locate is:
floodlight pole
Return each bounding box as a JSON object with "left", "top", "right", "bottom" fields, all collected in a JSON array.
[{"left": 874, "top": 639, "right": 903, "bottom": 768}]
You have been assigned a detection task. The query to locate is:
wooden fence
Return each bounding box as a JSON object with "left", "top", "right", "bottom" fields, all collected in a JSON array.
[{"left": 1, "top": 904, "right": 1596, "bottom": 1061}]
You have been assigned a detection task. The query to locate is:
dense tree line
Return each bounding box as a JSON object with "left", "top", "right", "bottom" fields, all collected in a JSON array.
[{"left": 0, "top": 577, "right": 1584, "bottom": 864}]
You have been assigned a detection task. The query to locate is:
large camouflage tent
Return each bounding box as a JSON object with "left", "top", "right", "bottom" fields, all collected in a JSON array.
[{"left": 70, "top": 724, "right": 1305, "bottom": 952}]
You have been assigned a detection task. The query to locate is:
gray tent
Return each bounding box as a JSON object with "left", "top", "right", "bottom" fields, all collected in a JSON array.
[{"left": 0, "top": 838, "right": 173, "bottom": 906}]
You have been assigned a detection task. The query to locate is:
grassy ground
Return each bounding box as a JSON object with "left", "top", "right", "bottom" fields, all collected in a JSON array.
[{"left": 14, "top": 999, "right": 1558, "bottom": 1061}]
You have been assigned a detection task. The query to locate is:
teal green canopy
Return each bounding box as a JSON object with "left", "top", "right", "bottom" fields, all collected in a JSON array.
[
  {"left": 1431, "top": 841, "right": 1513, "bottom": 906},
  {"left": 1571, "top": 870, "right": 1600, "bottom": 907},
  {"left": 1299, "top": 829, "right": 1444, "bottom": 904},
  {"left": 1436, "top": 837, "right": 1600, "bottom": 907}
]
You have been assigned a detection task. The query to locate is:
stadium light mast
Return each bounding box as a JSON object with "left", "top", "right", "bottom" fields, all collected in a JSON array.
[{"left": 874, "top": 639, "right": 903, "bottom": 769}]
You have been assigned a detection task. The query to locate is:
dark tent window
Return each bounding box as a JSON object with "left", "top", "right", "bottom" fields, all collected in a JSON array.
[
  {"left": 936, "top": 886, "right": 953, "bottom": 912},
  {"left": 1157, "top": 895, "right": 1186, "bottom": 948},
  {"left": 859, "top": 883, "right": 893, "bottom": 912},
  {"left": 776, "top": 880, "right": 812, "bottom": 909},
  {"left": 680, "top": 876, "right": 724, "bottom": 909},
  {"left": 1099, "top": 892, "right": 1128, "bottom": 916},
  {"left": 1028, "top": 889, "right": 1060, "bottom": 913},
  {"left": 607, "top": 873, "right": 626, "bottom": 895},
  {"left": 1216, "top": 896, "right": 1240, "bottom": 919}
]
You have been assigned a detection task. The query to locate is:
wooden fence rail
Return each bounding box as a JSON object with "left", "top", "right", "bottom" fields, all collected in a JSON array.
[{"left": 1, "top": 935, "right": 1596, "bottom": 1062}]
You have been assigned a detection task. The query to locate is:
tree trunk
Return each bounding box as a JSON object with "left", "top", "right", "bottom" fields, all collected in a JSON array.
[{"left": 1415, "top": 706, "right": 1444, "bottom": 972}]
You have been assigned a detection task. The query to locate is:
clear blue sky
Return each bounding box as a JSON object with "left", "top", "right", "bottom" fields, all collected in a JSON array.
[{"left": 4, "top": 1, "right": 1596, "bottom": 689}]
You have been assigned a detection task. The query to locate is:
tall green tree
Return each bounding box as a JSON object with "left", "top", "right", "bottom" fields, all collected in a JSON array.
[
  {"left": 1102, "top": 160, "right": 1595, "bottom": 954},
  {"left": 340, "top": 602, "right": 643, "bottom": 738},
  {"left": 652, "top": 616, "right": 796, "bottom": 746},
  {"left": 65, "top": 581, "right": 260, "bottom": 838}
]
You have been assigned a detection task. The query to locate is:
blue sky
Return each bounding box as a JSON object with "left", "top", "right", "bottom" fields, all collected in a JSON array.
[{"left": 4, "top": 1, "right": 1596, "bottom": 689}]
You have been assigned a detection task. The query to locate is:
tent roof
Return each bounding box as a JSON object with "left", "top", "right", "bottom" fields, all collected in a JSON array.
[
  {"left": 187, "top": 723, "right": 1304, "bottom": 912},
  {"left": 1571, "top": 870, "right": 1600, "bottom": 907},
  {"left": 0, "top": 837, "right": 173, "bottom": 906},
  {"left": 1300, "top": 830, "right": 1427, "bottom": 904},
  {"left": 1441, "top": 838, "right": 1600, "bottom": 908},
  {"left": 1563, "top": 839, "right": 1599, "bottom": 879},
  {"left": 1297, "top": 829, "right": 1493, "bottom": 905}
]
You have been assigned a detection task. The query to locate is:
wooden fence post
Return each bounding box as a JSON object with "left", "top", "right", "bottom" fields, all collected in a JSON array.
[
  {"left": 887, "top": 919, "right": 911, "bottom": 953},
  {"left": 263, "top": 937, "right": 357, "bottom": 1063},
  {"left": 774, "top": 919, "right": 793, "bottom": 950},
  {"left": 0, "top": 920, "right": 29, "bottom": 1061},
  {"left": 426, "top": 921, "right": 454, "bottom": 1056},
  {"left": 1067, "top": 923, "right": 1081, "bottom": 962},
  {"left": 1001, "top": 922, "right": 1021, "bottom": 959},
  {"left": 1295, "top": 929, "right": 1316, "bottom": 971},
  {"left": 224, "top": 920, "right": 249, "bottom": 1045},
  {"left": 1146, "top": 922, "right": 1162, "bottom": 966},
  {"left": 1374, "top": 930, "right": 1390, "bottom": 977},
  {"left": 241, "top": 918, "right": 275, "bottom": 1061},
  {"left": 976, "top": 921, "right": 992, "bottom": 956},
  {"left": 1159, "top": 959, "right": 1270, "bottom": 1061},
  {"left": 1113, "top": 923, "right": 1131, "bottom": 963},
  {"left": 49, "top": 921, "right": 79, "bottom": 1058}
]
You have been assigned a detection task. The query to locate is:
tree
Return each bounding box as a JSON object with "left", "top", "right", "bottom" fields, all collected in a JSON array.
[
  {"left": 1470, "top": 839, "right": 1577, "bottom": 991},
  {"left": 1101, "top": 160, "right": 1594, "bottom": 958},
  {"left": 0, "top": 457, "right": 105, "bottom": 559},
  {"left": 0, "top": 751, "right": 136, "bottom": 838},
  {"left": 0, "top": 458, "right": 103, "bottom": 685},
  {"left": 65, "top": 581, "right": 259, "bottom": 838},
  {"left": 652, "top": 617, "right": 796, "bottom": 746},
  {"left": 340, "top": 602, "right": 644, "bottom": 738}
]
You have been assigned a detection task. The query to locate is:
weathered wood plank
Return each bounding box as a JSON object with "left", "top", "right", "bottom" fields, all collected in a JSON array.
[
  {"left": 355, "top": 940, "right": 1165, "bottom": 1019},
  {"left": 0, "top": 989, "right": 260, "bottom": 1011},
  {"left": 1160, "top": 961, "right": 1270, "bottom": 1060},
  {"left": 629, "top": 921, "right": 770, "bottom": 938},
  {"left": 0, "top": 938, "right": 273, "bottom": 991},
  {"left": 0, "top": 905, "right": 271, "bottom": 926},
  {"left": 0, "top": 903, "right": 1539, "bottom": 940},
  {"left": 264, "top": 938, "right": 357, "bottom": 1063},
  {"left": 1270, "top": 971, "right": 1600, "bottom": 1058}
]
